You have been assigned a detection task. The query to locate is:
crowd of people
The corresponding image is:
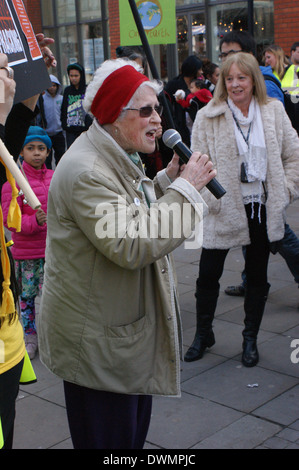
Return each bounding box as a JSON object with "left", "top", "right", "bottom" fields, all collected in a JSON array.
[{"left": 0, "top": 29, "right": 298, "bottom": 450}]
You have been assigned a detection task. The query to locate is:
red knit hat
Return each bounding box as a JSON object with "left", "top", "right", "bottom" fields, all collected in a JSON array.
[{"left": 91, "top": 65, "right": 149, "bottom": 125}]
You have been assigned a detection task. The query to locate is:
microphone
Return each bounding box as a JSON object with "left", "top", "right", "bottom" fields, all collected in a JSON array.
[{"left": 162, "top": 129, "right": 226, "bottom": 200}]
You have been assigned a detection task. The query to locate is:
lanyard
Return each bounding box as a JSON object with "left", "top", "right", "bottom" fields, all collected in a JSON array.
[
  {"left": 232, "top": 112, "right": 252, "bottom": 146},
  {"left": 227, "top": 101, "right": 252, "bottom": 146}
]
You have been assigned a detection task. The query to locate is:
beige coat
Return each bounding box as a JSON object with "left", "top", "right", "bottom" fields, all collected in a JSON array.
[
  {"left": 191, "top": 98, "right": 299, "bottom": 249},
  {"left": 38, "top": 121, "right": 207, "bottom": 396}
]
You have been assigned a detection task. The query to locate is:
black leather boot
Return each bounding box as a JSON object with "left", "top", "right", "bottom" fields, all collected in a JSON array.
[
  {"left": 242, "top": 283, "right": 270, "bottom": 367},
  {"left": 184, "top": 329, "right": 215, "bottom": 362},
  {"left": 184, "top": 288, "right": 219, "bottom": 362}
]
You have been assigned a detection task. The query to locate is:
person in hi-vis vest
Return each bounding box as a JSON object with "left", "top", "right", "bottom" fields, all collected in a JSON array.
[{"left": 281, "top": 42, "right": 299, "bottom": 95}]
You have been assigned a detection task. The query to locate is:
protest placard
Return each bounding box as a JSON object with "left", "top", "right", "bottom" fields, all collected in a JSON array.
[{"left": 0, "top": 0, "right": 51, "bottom": 102}]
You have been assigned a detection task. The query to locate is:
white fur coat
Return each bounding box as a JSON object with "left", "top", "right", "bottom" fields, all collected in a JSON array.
[{"left": 191, "top": 98, "right": 299, "bottom": 249}]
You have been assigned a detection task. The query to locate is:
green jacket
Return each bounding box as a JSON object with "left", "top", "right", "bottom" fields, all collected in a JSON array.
[{"left": 38, "top": 121, "right": 207, "bottom": 396}]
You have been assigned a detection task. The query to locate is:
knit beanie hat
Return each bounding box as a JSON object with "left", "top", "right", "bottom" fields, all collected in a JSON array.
[
  {"left": 67, "top": 63, "right": 84, "bottom": 75},
  {"left": 23, "top": 126, "right": 52, "bottom": 150}
]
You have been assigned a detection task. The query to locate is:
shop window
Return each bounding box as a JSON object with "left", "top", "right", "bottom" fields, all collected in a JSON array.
[
  {"left": 79, "top": 0, "right": 102, "bottom": 21},
  {"left": 82, "top": 23, "right": 104, "bottom": 82},
  {"left": 176, "top": 11, "right": 206, "bottom": 72},
  {"left": 56, "top": 0, "right": 76, "bottom": 25},
  {"left": 209, "top": 1, "right": 274, "bottom": 64},
  {"left": 58, "top": 25, "right": 79, "bottom": 86},
  {"left": 176, "top": 0, "right": 203, "bottom": 5},
  {"left": 253, "top": 1, "right": 274, "bottom": 62},
  {"left": 177, "top": 15, "right": 189, "bottom": 68},
  {"left": 192, "top": 12, "right": 206, "bottom": 59},
  {"left": 41, "top": 0, "right": 54, "bottom": 26}
]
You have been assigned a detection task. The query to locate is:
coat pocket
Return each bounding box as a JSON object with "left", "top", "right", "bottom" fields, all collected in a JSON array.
[{"left": 105, "top": 315, "right": 148, "bottom": 338}]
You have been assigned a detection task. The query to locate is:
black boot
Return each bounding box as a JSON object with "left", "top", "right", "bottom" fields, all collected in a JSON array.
[
  {"left": 242, "top": 283, "right": 270, "bottom": 367},
  {"left": 184, "top": 288, "right": 219, "bottom": 362}
]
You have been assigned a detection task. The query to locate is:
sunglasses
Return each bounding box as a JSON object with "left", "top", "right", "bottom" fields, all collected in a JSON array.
[{"left": 123, "top": 105, "right": 163, "bottom": 118}]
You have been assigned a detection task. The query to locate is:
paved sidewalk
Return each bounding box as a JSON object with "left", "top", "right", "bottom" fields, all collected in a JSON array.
[{"left": 13, "top": 201, "right": 299, "bottom": 449}]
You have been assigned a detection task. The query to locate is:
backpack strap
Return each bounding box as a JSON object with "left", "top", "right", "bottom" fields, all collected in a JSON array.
[{"left": 263, "top": 74, "right": 282, "bottom": 89}]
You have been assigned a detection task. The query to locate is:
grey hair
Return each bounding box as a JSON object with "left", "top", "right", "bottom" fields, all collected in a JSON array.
[{"left": 83, "top": 58, "right": 163, "bottom": 118}]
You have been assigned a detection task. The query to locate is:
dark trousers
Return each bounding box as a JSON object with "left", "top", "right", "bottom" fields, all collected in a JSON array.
[
  {"left": 240, "top": 223, "right": 299, "bottom": 287},
  {"left": 0, "top": 359, "right": 24, "bottom": 450},
  {"left": 45, "top": 131, "right": 66, "bottom": 169},
  {"left": 63, "top": 381, "right": 152, "bottom": 449},
  {"left": 197, "top": 204, "right": 270, "bottom": 291},
  {"left": 66, "top": 131, "right": 82, "bottom": 149}
]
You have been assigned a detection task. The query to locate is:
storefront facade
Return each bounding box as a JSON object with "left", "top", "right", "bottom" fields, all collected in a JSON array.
[
  {"left": 24, "top": 0, "right": 297, "bottom": 85},
  {"left": 176, "top": 0, "right": 274, "bottom": 64},
  {"left": 39, "top": 0, "right": 109, "bottom": 86}
]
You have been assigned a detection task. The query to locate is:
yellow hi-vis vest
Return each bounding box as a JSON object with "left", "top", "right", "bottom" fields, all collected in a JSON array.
[{"left": 281, "top": 64, "right": 299, "bottom": 95}]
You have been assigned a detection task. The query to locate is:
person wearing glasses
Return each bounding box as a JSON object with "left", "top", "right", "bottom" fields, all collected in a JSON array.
[
  {"left": 218, "top": 30, "right": 254, "bottom": 61},
  {"left": 38, "top": 58, "right": 216, "bottom": 449},
  {"left": 219, "top": 31, "right": 285, "bottom": 104}
]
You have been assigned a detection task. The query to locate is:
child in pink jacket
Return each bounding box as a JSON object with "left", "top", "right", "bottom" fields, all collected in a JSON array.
[{"left": 1, "top": 126, "right": 54, "bottom": 359}]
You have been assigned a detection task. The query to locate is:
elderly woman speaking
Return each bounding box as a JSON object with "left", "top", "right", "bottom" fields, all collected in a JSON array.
[
  {"left": 185, "top": 52, "right": 299, "bottom": 367},
  {"left": 38, "top": 58, "right": 216, "bottom": 449}
]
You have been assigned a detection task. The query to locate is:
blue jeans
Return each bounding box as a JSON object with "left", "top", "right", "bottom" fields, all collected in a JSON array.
[{"left": 241, "top": 224, "right": 299, "bottom": 286}]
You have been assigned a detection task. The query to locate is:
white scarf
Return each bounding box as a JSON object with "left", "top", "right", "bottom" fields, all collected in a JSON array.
[{"left": 228, "top": 97, "right": 267, "bottom": 183}]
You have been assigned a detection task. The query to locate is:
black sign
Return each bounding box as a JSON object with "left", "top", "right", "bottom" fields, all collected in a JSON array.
[{"left": 0, "top": 0, "right": 51, "bottom": 102}]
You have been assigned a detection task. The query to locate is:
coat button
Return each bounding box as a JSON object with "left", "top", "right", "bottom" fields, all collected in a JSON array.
[{"left": 161, "top": 268, "right": 166, "bottom": 274}]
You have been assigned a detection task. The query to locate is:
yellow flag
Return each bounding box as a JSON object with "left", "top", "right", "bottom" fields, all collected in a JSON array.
[
  {"left": 0, "top": 159, "right": 22, "bottom": 320},
  {"left": 2, "top": 159, "right": 22, "bottom": 233}
]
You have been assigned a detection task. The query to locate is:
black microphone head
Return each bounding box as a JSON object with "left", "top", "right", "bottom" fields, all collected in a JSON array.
[{"left": 162, "top": 129, "right": 182, "bottom": 149}]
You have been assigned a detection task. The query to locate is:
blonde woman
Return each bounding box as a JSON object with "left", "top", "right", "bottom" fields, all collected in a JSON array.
[
  {"left": 185, "top": 53, "right": 299, "bottom": 367},
  {"left": 263, "top": 44, "right": 289, "bottom": 81}
]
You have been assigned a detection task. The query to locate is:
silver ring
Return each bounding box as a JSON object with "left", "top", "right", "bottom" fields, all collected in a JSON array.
[{"left": 0, "top": 66, "right": 14, "bottom": 79}]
